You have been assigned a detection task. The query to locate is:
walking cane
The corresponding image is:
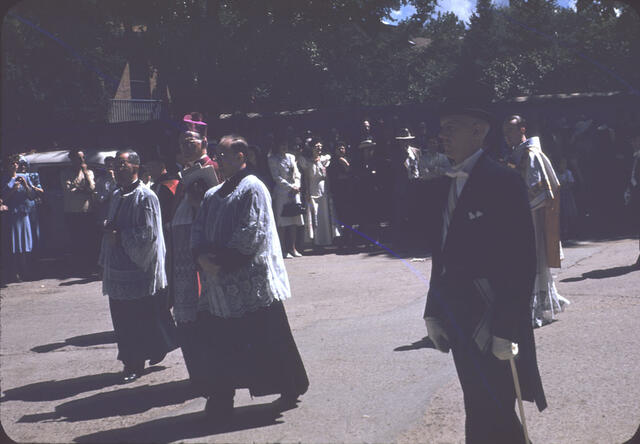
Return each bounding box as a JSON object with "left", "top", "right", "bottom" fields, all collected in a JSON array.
[{"left": 509, "top": 347, "right": 531, "bottom": 444}]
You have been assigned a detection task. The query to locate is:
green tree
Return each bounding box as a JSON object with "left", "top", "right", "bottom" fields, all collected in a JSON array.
[{"left": 3, "top": 0, "right": 639, "bottom": 148}]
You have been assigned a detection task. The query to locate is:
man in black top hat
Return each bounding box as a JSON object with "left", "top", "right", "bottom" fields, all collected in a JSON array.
[{"left": 421, "top": 96, "right": 547, "bottom": 443}]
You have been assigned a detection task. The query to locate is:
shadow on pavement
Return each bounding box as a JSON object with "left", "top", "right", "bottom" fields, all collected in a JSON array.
[
  {"left": 296, "top": 243, "right": 432, "bottom": 261},
  {"left": 31, "top": 331, "right": 116, "bottom": 353},
  {"left": 298, "top": 246, "right": 340, "bottom": 256},
  {"left": 376, "top": 249, "right": 432, "bottom": 260},
  {"left": 59, "top": 276, "right": 101, "bottom": 286},
  {"left": 18, "top": 379, "right": 196, "bottom": 423},
  {"left": 73, "top": 401, "right": 287, "bottom": 443},
  {"left": 561, "top": 264, "right": 639, "bottom": 283},
  {"left": 0, "top": 367, "right": 165, "bottom": 403},
  {"left": 33, "top": 256, "right": 99, "bottom": 281},
  {"left": 394, "top": 336, "right": 436, "bottom": 352},
  {"left": 560, "top": 234, "right": 638, "bottom": 249}
]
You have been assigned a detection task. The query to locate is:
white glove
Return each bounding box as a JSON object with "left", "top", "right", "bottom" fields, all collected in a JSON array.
[
  {"left": 424, "top": 317, "right": 450, "bottom": 353},
  {"left": 491, "top": 336, "right": 519, "bottom": 360}
]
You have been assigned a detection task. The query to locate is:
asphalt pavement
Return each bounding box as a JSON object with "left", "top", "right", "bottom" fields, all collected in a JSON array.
[{"left": 1, "top": 238, "right": 639, "bottom": 443}]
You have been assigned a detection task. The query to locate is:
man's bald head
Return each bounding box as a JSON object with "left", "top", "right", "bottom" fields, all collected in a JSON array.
[
  {"left": 216, "top": 134, "right": 248, "bottom": 178},
  {"left": 502, "top": 115, "right": 527, "bottom": 148}
]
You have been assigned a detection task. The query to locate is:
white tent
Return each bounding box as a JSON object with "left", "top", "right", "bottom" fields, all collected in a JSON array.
[{"left": 23, "top": 149, "right": 118, "bottom": 168}]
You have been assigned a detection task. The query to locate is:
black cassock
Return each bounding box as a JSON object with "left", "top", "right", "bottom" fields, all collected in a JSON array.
[
  {"left": 419, "top": 153, "right": 546, "bottom": 444},
  {"left": 190, "top": 169, "right": 309, "bottom": 400},
  {"left": 109, "top": 294, "right": 178, "bottom": 370}
]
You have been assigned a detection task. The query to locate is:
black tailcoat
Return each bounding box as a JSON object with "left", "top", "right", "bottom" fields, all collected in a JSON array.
[{"left": 422, "top": 152, "right": 547, "bottom": 412}]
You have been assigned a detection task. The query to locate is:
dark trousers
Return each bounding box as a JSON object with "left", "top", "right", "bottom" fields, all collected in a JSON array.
[{"left": 451, "top": 336, "right": 527, "bottom": 444}]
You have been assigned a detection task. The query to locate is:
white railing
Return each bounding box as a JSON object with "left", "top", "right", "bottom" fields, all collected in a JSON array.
[{"left": 107, "top": 99, "right": 162, "bottom": 123}]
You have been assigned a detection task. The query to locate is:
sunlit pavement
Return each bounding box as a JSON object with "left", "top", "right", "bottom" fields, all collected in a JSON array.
[{"left": 1, "top": 237, "right": 639, "bottom": 443}]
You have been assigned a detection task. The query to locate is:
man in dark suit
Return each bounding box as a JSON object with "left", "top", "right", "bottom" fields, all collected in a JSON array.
[{"left": 422, "top": 102, "right": 547, "bottom": 443}]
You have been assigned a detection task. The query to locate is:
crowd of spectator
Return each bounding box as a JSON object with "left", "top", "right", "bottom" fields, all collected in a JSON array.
[
  {"left": 2, "top": 108, "right": 639, "bottom": 285},
  {"left": 217, "top": 109, "right": 640, "bottom": 255}
]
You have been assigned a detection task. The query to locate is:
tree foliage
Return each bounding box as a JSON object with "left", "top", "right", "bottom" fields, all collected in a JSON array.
[
  {"left": 457, "top": 0, "right": 640, "bottom": 98},
  {"left": 2, "top": 0, "right": 639, "bottom": 141}
]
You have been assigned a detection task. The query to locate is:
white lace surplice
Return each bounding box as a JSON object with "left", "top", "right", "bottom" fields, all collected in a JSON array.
[
  {"left": 99, "top": 183, "right": 167, "bottom": 300},
  {"left": 513, "top": 138, "right": 569, "bottom": 327},
  {"left": 191, "top": 175, "right": 291, "bottom": 319},
  {"left": 531, "top": 208, "right": 566, "bottom": 327}
]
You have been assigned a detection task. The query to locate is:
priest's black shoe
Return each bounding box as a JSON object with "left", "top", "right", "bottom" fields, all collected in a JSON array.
[{"left": 122, "top": 364, "right": 144, "bottom": 383}]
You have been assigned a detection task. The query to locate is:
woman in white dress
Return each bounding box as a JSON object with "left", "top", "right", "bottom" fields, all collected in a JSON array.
[
  {"left": 298, "top": 140, "right": 340, "bottom": 248},
  {"left": 268, "top": 139, "right": 304, "bottom": 258}
]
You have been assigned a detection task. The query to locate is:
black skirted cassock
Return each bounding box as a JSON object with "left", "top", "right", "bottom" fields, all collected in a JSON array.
[
  {"left": 100, "top": 180, "right": 178, "bottom": 375},
  {"left": 194, "top": 300, "right": 309, "bottom": 398},
  {"left": 190, "top": 168, "right": 309, "bottom": 406},
  {"left": 109, "top": 293, "right": 178, "bottom": 371},
  {"left": 175, "top": 320, "right": 202, "bottom": 381}
]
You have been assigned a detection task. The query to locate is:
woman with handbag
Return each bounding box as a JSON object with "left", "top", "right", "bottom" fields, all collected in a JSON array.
[{"left": 268, "top": 136, "right": 304, "bottom": 258}]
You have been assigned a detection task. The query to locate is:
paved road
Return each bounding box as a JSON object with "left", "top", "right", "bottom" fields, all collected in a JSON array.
[{"left": 1, "top": 238, "right": 639, "bottom": 443}]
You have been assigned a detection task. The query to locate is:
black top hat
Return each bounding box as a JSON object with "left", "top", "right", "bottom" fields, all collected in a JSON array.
[
  {"left": 439, "top": 102, "right": 494, "bottom": 124},
  {"left": 439, "top": 78, "right": 495, "bottom": 124},
  {"left": 395, "top": 128, "right": 415, "bottom": 140}
]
